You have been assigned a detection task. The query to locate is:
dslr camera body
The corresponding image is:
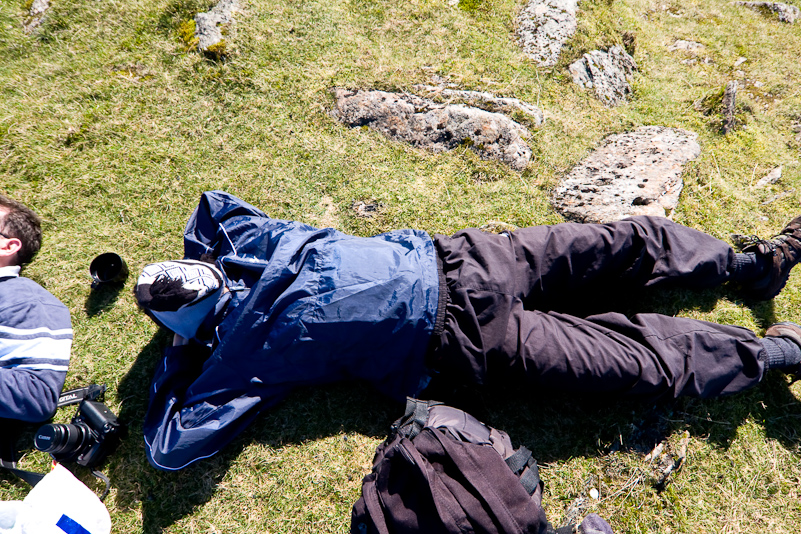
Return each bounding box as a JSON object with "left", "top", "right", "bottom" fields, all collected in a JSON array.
[{"left": 34, "top": 399, "right": 122, "bottom": 468}]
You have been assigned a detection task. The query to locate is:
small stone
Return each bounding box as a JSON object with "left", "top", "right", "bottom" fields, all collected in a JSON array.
[
  {"left": 22, "top": 0, "right": 49, "bottom": 33},
  {"left": 734, "top": 57, "right": 747, "bottom": 67},
  {"left": 589, "top": 488, "right": 600, "bottom": 500},
  {"left": 668, "top": 39, "right": 705, "bottom": 52},
  {"left": 755, "top": 166, "right": 782, "bottom": 187},
  {"left": 754, "top": 81, "right": 764, "bottom": 87},
  {"left": 195, "top": 0, "right": 240, "bottom": 56}
]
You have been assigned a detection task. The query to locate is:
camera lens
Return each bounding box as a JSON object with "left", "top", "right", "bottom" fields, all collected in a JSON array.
[{"left": 34, "top": 423, "right": 89, "bottom": 455}]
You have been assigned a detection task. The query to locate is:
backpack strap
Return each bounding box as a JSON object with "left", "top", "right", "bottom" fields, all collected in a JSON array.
[
  {"left": 504, "top": 445, "right": 541, "bottom": 496},
  {"left": 360, "top": 476, "right": 392, "bottom": 534},
  {"left": 392, "top": 398, "right": 443, "bottom": 440}
]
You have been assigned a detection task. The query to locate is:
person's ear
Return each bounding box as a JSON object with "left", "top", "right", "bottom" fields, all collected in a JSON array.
[{"left": 0, "top": 236, "right": 22, "bottom": 263}]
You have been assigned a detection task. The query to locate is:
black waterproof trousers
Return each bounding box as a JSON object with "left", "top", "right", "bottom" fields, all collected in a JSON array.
[{"left": 430, "top": 216, "right": 766, "bottom": 399}]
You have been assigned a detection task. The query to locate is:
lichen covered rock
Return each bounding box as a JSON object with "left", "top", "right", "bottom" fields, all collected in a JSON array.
[
  {"left": 517, "top": 0, "right": 580, "bottom": 67},
  {"left": 412, "top": 85, "right": 545, "bottom": 126},
  {"left": 330, "top": 89, "right": 532, "bottom": 171},
  {"left": 568, "top": 46, "right": 637, "bottom": 107},
  {"left": 195, "top": 0, "right": 240, "bottom": 57},
  {"left": 23, "top": 0, "right": 49, "bottom": 33},
  {"left": 552, "top": 126, "right": 701, "bottom": 223}
]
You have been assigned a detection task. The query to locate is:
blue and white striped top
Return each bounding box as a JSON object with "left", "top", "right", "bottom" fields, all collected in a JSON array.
[{"left": 0, "top": 265, "right": 72, "bottom": 422}]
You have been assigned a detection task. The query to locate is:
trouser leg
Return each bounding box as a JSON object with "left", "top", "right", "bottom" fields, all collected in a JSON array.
[
  {"left": 430, "top": 217, "right": 764, "bottom": 399},
  {"left": 433, "top": 215, "right": 735, "bottom": 311},
  {"left": 434, "top": 287, "right": 765, "bottom": 399}
]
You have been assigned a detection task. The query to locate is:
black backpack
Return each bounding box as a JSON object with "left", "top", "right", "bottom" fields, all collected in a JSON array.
[{"left": 351, "top": 398, "right": 559, "bottom": 534}]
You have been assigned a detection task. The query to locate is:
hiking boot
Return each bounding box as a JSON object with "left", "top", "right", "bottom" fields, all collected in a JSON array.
[
  {"left": 765, "top": 321, "right": 801, "bottom": 348},
  {"left": 734, "top": 215, "right": 801, "bottom": 300},
  {"left": 764, "top": 322, "right": 801, "bottom": 377}
]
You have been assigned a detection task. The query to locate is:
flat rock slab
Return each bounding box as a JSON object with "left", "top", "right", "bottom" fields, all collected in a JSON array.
[
  {"left": 195, "top": 0, "right": 240, "bottom": 53},
  {"left": 330, "top": 89, "right": 532, "bottom": 171},
  {"left": 552, "top": 126, "right": 701, "bottom": 223},
  {"left": 568, "top": 46, "right": 636, "bottom": 107},
  {"left": 735, "top": 1, "right": 799, "bottom": 22},
  {"left": 517, "top": 0, "right": 580, "bottom": 67}
]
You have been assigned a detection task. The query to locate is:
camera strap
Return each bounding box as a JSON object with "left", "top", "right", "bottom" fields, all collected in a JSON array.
[
  {"left": 0, "top": 419, "right": 45, "bottom": 486},
  {"left": 58, "top": 384, "right": 107, "bottom": 407},
  {"left": 0, "top": 458, "right": 45, "bottom": 486}
]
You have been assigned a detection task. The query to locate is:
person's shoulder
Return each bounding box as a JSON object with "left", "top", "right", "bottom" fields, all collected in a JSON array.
[{"left": 0, "top": 276, "right": 69, "bottom": 312}]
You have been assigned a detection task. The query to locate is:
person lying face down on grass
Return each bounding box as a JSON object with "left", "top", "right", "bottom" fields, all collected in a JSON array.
[
  {"left": 136, "top": 190, "right": 801, "bottom": 471},
  {"left": 0, "top": 194, "right": 72, "bottom": 424}
]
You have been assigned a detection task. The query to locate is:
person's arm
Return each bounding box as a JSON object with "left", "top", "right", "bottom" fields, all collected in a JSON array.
[
  {"left": 143, "top": 344, "right": 290, "bottom": 470},
  {"left": 0, "top": 367, "right": 67, "bottom": 422},
  {"left": 0, "top": 292, "right": 73, "bottom": 423}
]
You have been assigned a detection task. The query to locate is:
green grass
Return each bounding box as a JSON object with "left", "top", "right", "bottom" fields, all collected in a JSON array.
[{"left": 1, "top": 0, "right": 801, "bottom": 531}]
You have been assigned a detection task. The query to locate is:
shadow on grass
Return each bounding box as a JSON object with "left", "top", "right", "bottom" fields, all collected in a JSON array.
[
  {"left": 84, "top": 281, "right": 128, "bottom": 317},
  {"left": 108, "top": 330, "right": 400, "bottom": 534}
]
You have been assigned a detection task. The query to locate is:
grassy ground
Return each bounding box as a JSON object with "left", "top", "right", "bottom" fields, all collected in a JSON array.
[{"left": 1, "top": 0, "right": 800, "bottom": 531}]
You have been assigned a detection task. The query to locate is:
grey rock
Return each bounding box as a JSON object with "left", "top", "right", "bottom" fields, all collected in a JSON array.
[
  {"left": 412, "top": 85, "right": 545, "bottom": 126},
  {"left": 668, "top": 39, "right": 705, "bottom": 52},
  {"left": 22, "top": 0, "right": 49, "bottom": 33},
  {"left": 552, "top": 126, "right": 701, "bottom": 223},
  {"left": 735, "top": 1, "right": 799, "bottom": 22},
  {"left": 517, "top": 0, "right": 580, "bottom": 67},
  {"left": 330, "top": 89, "right": 532, "bottom": 171},
  {"left": 195, "top": 0, "right": 240, "bottom": 54},
  {"left": 755, "top": 166, "right": 782, "bottom": 187},
  {"left": 568, "top": 46, "right": 637, "bottom": 107}
]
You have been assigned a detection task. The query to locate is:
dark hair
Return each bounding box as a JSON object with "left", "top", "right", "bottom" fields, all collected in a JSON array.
[{"left": 0, "top": 194, "right": 43, "bottom": 266}]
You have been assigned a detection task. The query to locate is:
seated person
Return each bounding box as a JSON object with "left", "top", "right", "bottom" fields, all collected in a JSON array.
[
  {"left": 0, "top": 194, "right": 72, "bottom": 423},
  {"left": 136, "top": 190, "right": 801, "bottom": 470}
]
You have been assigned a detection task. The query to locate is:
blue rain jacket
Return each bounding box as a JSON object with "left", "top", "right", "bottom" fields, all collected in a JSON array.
[{"left": 144, "top": 191, "right": 441, "bottom": 470}]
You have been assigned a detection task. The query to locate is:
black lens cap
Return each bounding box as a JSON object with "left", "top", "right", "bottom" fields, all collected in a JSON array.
[{"left": 34, "top": 424, "right": 62, "bottom": 452}]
